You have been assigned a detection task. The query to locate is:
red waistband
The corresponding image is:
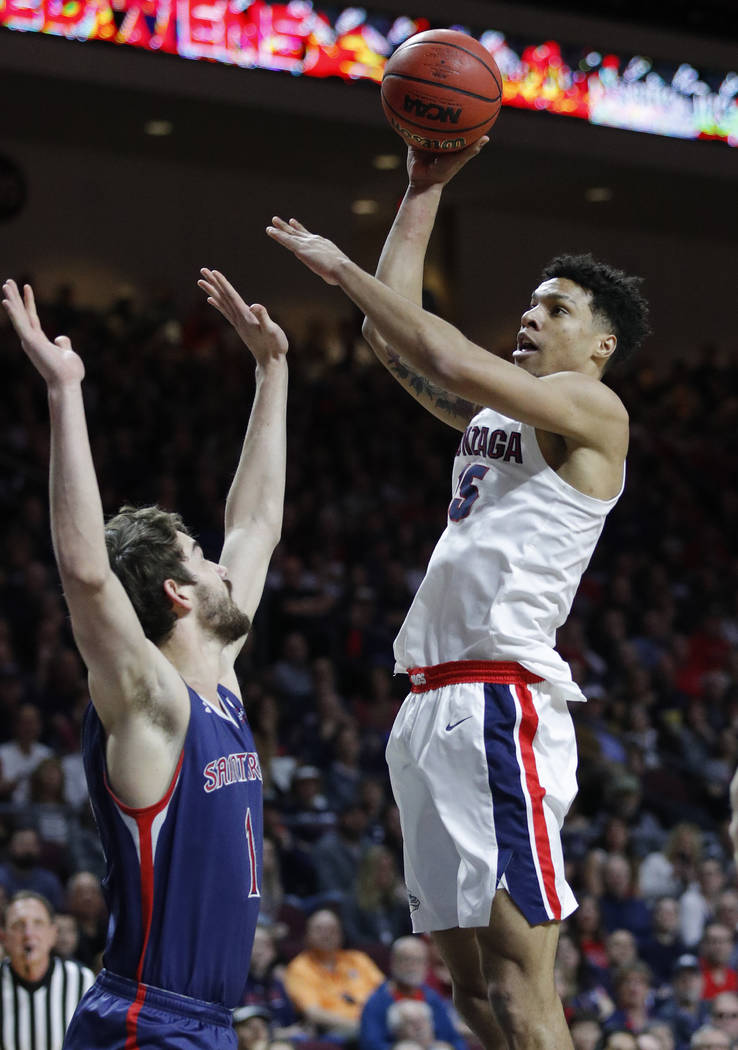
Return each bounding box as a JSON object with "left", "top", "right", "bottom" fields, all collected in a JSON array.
[{"left": 406, "top": 660, "right": 543, "bottom": 692}]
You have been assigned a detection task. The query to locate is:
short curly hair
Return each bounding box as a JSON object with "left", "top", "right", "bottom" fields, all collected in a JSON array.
[
  {"left": 105, "top": 505, "right": 195, "bottom": 645},
  {"left": 541, "top": 253, "right": 651, "bottom": 367}
]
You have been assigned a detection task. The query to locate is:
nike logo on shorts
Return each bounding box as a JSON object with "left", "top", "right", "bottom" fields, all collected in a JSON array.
[{"left": 445, "top": 716, "right": 472, "bottom": 731}]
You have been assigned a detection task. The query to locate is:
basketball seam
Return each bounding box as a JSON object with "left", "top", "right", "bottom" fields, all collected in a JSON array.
[
  {"left": 382, "top": 96, "right": 498, "bottom": 135},
  {"left": 382, "top": 71, "right": 501, "bottom": 105},
  {"left": 391, "top": 38, "right": 503, "bottom": 95}
]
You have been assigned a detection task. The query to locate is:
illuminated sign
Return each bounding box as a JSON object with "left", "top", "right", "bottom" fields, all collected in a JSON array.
[{"left": 1, "top": 0, "right": 736, "bottom": 146}]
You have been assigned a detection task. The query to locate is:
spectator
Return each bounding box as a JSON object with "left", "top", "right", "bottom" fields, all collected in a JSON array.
[
  {"left": 571, "top": 894, "right": 610, "bottom": 971},
  {"left": 637, "top": 1034, "right": 662, "bottom": 1050},
  {"left": 22, "top": 756, "right": 79, "bottom": 875},
  {"left": 325, "top": 723, "right": 363, "bottom": 811},
  {"left": 654, "top": 954, "right": 706, "bottom": 1050},
  {"left": 357, "top": 777, "right": 388, "bottom": 844},
  {"left": 284, "top": 909, "right": 384, "bottom": 1040},
  {"left": 713, "top": 891, "right": 738, "bottom": 967},
  {"left": 640, "top": 897, "right": 689, "bottom": 988},
  {"left": 263, "top": 797, "right": 319, "bottom": 903},
  {"left": 241, "top": 925, "right": 300, "bottom": 1033},
  {"left": 689, "top": 1027, "right": 730, "bottom": 1050},
  {"left": 342, "top": 845, "right": 412, "bottom": 950},
  {"left": 707, "top": 991, "right": 738, "bottom": 1043},
  {"left": 259, "top": 838, "right": 287, "bottom": 930},
  {"left": 602, "top": 930, "right": 641, "bottom": 992},
  {"left": 680, "top": 860, "right": 727, "bottom": 950},
  {"left": 65, "top": 871, "right": 107, "bottom": 969},
  {"left": 599, "top": 854, "right": 652, "bottom": 941},
  {"left": 570, "top": 1011, "right": 604, "bottom": 1050},
  {"left": 641, "top": 1022, "right": 675, "bottom": 1050},
  {"left": 250, "top": 692, "right": 295, "bottom": 795},
  {"left": 386, "top": 1000, "right": 454, "bottom": 1050},
  {"left": 284, "top": 766, "right": 336, "bottom": 845},
  {"left": 0, "top": 825, "right": 64, "bottom": 911},
  {"left": 600, "top": 775, "right": 664, "bottom": 860},
  {"left": 64, "top": 800, "right": 106, "bottom": 880},
  {"left": 312, "top": 803, "right": 369, "bottom": 899},
  {"left": 639, "top": 825, "right": 702, "bottom": 902},
  {"left": 271, "top": 632, "right": 315, "bottom": 703},
  {"left": 555, "top": 932, "right": 614, "bottom": 1022},
  {"left": 296, "top": 674, "right": 353, "bottom": 770},
  {"left": 597, "top": 1031, "right": 638, "bottom": 1050},
  {"left": 54, "top": 912, "right": 81, "bottom": 962},
  {"left": 233, "top": 1004, "right": 273, "bottom": 1050},
  {"left": 0, "top": 703, "right": 52, "bottom": 803},
  {"left": 0, "top": 891, "right": 94, "bottom": 1049},
  {"left": 604, "top": 962, "right": 656, "bottom": 1035},
  {"left": 360, "top": 936, "right": 464, "bottom": 1050},
  {"left": 699, "top": 923, "right": 738, "bottom": 1000}
]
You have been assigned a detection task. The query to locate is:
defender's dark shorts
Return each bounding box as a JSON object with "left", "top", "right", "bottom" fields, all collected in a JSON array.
[{"left": 63, "top": 970, "right": 237, "bottom": 1050}]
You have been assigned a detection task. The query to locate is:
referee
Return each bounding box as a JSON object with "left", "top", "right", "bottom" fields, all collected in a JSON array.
[{"left": 0, "top": 891, "right": 94, "bottom": 1050}]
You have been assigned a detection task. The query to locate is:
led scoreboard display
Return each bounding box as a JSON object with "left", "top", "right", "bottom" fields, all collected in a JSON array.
[{"left": 1, "top": 0, "right": 736, "bottom": 147}]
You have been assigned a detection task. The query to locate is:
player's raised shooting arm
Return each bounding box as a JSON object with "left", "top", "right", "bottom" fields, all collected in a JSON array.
[
  {"left": 351, "top": 264, "right": 627, "bottom": 448},
  {"left": 362, "top": 145, "right": 487, "bottom": 431},
  {"left": 267, "top": 226, "right": 628, "bottom": 451},
  {"left": 362, "top": 185, "right": 479, "bottom": 431},
  {"left": 197, "top": 271, "right": 287, "bottom": 651},
  {"left": 1, "top": 281, "right": 180, "bottom": 734}
]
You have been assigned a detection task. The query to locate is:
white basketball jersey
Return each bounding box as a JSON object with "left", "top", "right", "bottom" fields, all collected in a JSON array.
[{"left": 393, "top": 407, "right": 624, "bottom": 701}]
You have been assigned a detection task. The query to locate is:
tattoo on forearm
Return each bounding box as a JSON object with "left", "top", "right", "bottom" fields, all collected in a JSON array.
[{"left": 386, "top": 349, "right": 478, "bottom": 421}]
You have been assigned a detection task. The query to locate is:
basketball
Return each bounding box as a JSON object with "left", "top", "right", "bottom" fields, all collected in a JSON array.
[{"left": 381, "top": 29, "right": 503, "bottom": 153}]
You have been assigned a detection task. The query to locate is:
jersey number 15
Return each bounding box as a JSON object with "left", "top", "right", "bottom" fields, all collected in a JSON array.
[{"left": 449, "top": 464, "right": 489, "bottom": 522}]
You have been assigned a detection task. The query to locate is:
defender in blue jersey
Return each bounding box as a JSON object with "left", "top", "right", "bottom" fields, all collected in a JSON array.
[{"left": 2, "top": 271, "right": 288, "bottom": 1049}]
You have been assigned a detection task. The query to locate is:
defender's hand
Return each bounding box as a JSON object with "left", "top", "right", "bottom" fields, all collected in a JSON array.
[
  {"left": 266, "top": 217, "right": 347, "bottom": 286},
  {"left": 407, "top": 136, "right": 489, "bottom": 190},
  {"left": 2, "top": 280, "right": 84, "bottom": 387},
  {"left": 198, "top": 268, "right": 287, "bottom": 365}
]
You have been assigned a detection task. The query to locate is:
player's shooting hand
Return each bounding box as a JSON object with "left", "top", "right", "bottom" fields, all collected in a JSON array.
[
  {"left": 407, "top": 135, "right": 489, "bottom": 190},
  {"left": 266, "top": 217, "right": 346, "bottom": 286},
  {"left": 2, "top": 280, "right": 84, "bottom": 388},
  {"left": 197, "top": 269, "right": 288, "bottom": 366}
]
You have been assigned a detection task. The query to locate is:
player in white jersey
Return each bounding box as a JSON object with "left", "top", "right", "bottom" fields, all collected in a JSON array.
[{"left": 267, "top": 139, "right": 650, "bottom": 1050}]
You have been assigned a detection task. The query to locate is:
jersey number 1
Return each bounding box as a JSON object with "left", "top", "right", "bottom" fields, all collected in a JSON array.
[
  {"left": 245, "top": 808, "right": 261, "bottom": 898},
  {"left": 449, "top": 464, "right": 489, "bottom": 522}
]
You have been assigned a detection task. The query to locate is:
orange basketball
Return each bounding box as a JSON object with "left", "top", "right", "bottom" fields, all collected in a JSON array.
[{"left": 381, "top": 29, "right": 503, "bottom": 153}]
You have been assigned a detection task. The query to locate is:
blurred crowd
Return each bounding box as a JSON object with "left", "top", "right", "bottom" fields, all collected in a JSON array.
[{"left": 0, "top": 285, "right": 737, "bottom": 1050}]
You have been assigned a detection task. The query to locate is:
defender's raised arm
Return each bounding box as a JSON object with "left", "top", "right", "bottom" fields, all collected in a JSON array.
[
  {"left": 197, "top": 268, "right": 288, "bottom": 671},
  {"left": 1, "top": 280, "right": 174, "bottom": 735}
]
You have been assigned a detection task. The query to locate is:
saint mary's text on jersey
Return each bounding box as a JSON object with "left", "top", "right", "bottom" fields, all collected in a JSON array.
[{"left": 203, "top": 752, "right": 262, "bottom": 793}]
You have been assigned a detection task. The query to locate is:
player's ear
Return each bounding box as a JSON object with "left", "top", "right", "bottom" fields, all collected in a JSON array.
[
  {"left": 163, "top": 578, "right": 192, "bottom": 616},
  {"left": 595, "top": 332, "right": 617, "bottom": 364}
]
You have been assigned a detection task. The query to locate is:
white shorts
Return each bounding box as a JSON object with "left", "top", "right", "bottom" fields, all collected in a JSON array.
[{"left": 385, "top": 660, "right": 578, "bottom": 933}]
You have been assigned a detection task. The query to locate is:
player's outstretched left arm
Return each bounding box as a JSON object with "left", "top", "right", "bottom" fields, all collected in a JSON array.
[
  {"left": 266, "top": 218, "right": 625, "bottom": 451},
  {"left": 198, "top": 269, "right": 288, "bottom": 656}
]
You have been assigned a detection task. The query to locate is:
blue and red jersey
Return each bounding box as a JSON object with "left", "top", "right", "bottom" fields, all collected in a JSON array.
[{"left": 83, "top": 682, "right": 262, "bottom": 1008}]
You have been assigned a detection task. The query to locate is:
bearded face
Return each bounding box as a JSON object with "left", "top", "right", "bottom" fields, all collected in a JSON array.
[{"left": 194, "top": 578, "right": 251, "bottom": 644}]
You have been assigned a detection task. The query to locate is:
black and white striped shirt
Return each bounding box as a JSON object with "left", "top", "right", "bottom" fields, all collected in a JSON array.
[{"left": 0, "top": 956, "right": 94, "bottom": 1050}]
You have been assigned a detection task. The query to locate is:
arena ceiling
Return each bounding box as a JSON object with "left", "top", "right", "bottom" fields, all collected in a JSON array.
[
  {"left": 530, "top": 0, "right": 738, "bottom": 41},
  {"left": 0, "top": 0, "right": 736, "bottom": 317}
]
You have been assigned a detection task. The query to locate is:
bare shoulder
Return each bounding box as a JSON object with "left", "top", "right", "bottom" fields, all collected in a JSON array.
[
  {"left": 540, "top": 371, "right": 629, "bottom": 450},
  {"left": 540, "top": 371, "right": 628, "bottom": 417}
]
